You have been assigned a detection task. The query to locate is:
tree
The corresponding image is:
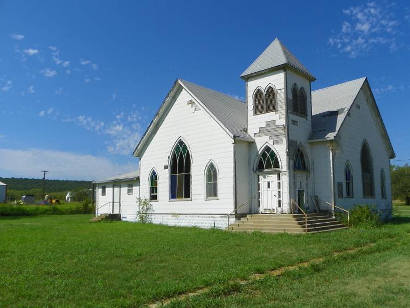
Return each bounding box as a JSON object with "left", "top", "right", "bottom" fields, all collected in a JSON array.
[{"left": 391, "top": 164, "right": 410, "bottom": 204}]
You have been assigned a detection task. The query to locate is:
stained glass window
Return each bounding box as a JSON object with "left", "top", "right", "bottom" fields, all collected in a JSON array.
[
  {"left": 206, "top": 162, "right": 218, "bottom": 199},
  {"left": 345, "top": 162, "right": 353, "bottom": 198},
  {"left": 361, "top": 142, "right": 374, "bottom": 198},
  {"left": 292, "top": 84, "right": 299, "bottom": 114},
  {"left": 380, "top": 169, "right": 386, "bottom": 199},
  {"left": 294, "top": 148, "right": 307, "bottom": 171},
  {"left": 149, "top": 170, "right": 158, "bottom": 201},
  {"left": 170, "top": 140, "right": 191, "bottom": 199},
  {"left": 257, "top": 146, "right": 280, "bottom": 171},
  {"left": 298, "top": 87, "right": 307, "bottom": 116}
]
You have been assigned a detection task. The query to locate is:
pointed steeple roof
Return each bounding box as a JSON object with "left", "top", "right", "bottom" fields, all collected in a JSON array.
[{"left": 240, "top": 38, "right": 315, "bottom": 81}]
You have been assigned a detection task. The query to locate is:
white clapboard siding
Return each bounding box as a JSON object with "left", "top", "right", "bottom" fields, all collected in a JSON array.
[
  {"left": 333, "top": 87, "right": 392, "bottom": 216},
  {"left": 139, "top": 88, "right": 235, "bottom": 219}
]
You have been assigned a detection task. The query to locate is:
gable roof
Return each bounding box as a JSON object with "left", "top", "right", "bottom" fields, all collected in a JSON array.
[
  {"left": 311, "top": 77, "right": 366, "bottom": 140},
  {"left": 133, "top": 79, "right": 252, "bottom": 157},
  {"left": 93, "top": 170, "right": 139, "bottom": 184},
  {"left": 241, "top": 38, "right": 315, "bottom": 81},
  {"left": 310, "top": 77, "right": 395, "bottom": 158},
  {"left": 179, "top": 80, "right": 251, "bottom": 141},
  {"left": 0, "top": 181, "right": 6, "bottom": 186}
]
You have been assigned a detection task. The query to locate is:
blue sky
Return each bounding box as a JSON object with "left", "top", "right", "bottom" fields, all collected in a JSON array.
[{"left": 0, "top": 0, "right": 409, "bottom": 180}]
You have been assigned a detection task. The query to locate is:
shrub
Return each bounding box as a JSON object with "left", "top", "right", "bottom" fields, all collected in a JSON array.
[
  {"left": 137, "top": 198, "right": 153, "bottom": 223},
  {"left": 350, "top": 204, "right": 381, "bottom": 227},
  {"left": 0, "top": 202, "right": 91, "bottom": 217}
]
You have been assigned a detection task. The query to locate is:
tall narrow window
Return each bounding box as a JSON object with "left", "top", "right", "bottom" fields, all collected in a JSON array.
[
  {"left": 361, "top": 142, "right": 374, "bottom": 198},
  {"left": 380, "top": 169, "right": 386, "bottom": 199},
  {"left": 345, "top": 162, "right": 353, "bottom": 198},
  {"left": 298, "top": 87, "right": 307, "bottom": 116},
  {"left": 170, "top": 139, "right": 191, "bottom": 200},
  {"left": 127, "top": 184, "right": 133, "bottom": 195},
  {"left": 149, "top": 170, "right": 158, "bottom": 201},
  {"left": 101, "top": 185, "right": 106, "bottom": 196},
  {"left": 294, "top": 148, "right": 307, "bottom": 171},
  {"left": 253, "top": 88, "right": 265, "bottom": 115},
  {"left": 205, "top": 162, "right": 218, "bottom": 199},
  {"left": 292, "top": 84, "right": 299, "bottom": 114},
  {"left": 265, "top": 86, "right": 276, "bottom": 112},
  {"left": 257, "top": 146, "right": 280, "bottom": 171}
]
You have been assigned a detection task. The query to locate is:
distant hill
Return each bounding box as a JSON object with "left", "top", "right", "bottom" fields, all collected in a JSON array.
[{"left": 0, "top": 177, "right": 92, "bottom": 193}]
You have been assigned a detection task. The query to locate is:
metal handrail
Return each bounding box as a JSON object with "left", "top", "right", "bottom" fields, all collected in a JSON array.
[
  {"left": 95, "top": 201, "right": 121, "bottom": 216},
  {"left": 291, "top": 199, "right": 308, "bottom": 232},
  {"left": 231, "top": 202, "right": 249, "bottom": 215},
  {"left": 325, "top": 201, "right": 350, "bottom": 226}
]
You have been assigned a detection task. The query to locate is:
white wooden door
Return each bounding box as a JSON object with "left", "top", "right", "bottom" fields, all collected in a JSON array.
[
  {"left": 113, "top": 184, "right": 121, "bottom": 214},
  {"left": 259, "top": 174, "right": 281, "bottom": 213}
]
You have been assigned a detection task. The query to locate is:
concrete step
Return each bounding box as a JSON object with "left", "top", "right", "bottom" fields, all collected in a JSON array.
[{"left": 228, "top": 213, "right": 348, "bottom": 234}]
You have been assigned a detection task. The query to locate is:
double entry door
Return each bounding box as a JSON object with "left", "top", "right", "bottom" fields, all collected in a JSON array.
[{"left": 259, "top": 173, "right": 282, "bottom": 213}]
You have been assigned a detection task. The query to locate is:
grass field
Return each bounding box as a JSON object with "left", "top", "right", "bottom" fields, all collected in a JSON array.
[{"left": 0, "top": 206, "right": 409, "bottom": 307}]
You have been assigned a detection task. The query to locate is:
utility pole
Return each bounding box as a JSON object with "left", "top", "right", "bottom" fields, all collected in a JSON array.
[{"left": 41, "top": 170, "right": 48, "bottom": 199}]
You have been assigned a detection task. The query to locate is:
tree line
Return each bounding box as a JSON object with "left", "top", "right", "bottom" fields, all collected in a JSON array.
[{"left": 391, "top": 164, "right": 410, "bottom": 205}]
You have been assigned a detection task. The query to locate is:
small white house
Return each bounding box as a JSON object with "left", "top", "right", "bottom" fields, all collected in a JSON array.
[
  {"left": 0, "top": 181, "right": 7, "bottom": 203},
  {"left": 94, "top": 171, "right": 140, "bottom": 221},
  {"left": 96, "top": 37, "right": 395, "bottom": 229}
]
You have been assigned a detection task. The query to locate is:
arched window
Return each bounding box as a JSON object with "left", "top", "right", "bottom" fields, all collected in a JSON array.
[
  {"left": 345, "top": 162, "right": 353, "bottom": 198},
  {"left": 205, "top": 162, "right": 218, "bottom": 199},
  {"left": 149, "top": 169, "right": 158, "bottom": 201},
  {"left": 294, "top": 148, "right": 307, "bottom": 171},
  {"left": 257, "top": 146, "right": 280, "bottom": 171},
  {"left": 254, "top": 88, "right": 265, "bottom": 115},
  {"left": 265, "top": 86, "right": 276, "bottom": 113},
  {"left": 170, "top": 139, "right": 191, "bottom": 199},
  {"left": 298, "top": 87, "right": 307, "bottom": 116},
  {"left": 292, "top": 84, "right": 299, "bottom": 114},
  {"left": 361, "top": 142, "right": 374, "bottom": 198},
  {"left": 380, "top": 169, "right": 386, "bottom": 199}
]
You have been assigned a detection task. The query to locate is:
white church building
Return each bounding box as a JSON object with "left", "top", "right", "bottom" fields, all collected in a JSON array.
[{"left": 95, "top": 38, "right": 395, "bottom": 229}]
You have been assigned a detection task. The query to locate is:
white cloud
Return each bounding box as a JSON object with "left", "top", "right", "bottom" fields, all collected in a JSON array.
[
  {"left": 80, "top": 59, "right": 91, "bottom": 65},
  {"left": 27, "top": 85, "right": 35, "bottom": 94},
  {"left": 91, "top": 63, "right": 98, "bottom": 70},
  {"left": 38, "top": 108, "right": 54, "bottom": 117},
  {"left": 41, "top": 68, "right": 57, "bottom": 77},
  {"left": 0, "top": 148, "right": 135, "bottom": 180},
  {"left": 23, "top": 48, "right": 39, "bottom": 56},
  {"left": 1, "top": 80, "right": 12, "bottom": 92},
  {"left": 62, "top": 61, "right": 70, "bottom": 67},
  {"left": 48, "top": 46, "right": 57, "bottom": 51},
  {"left": 329, "top": 2, "right": 400, "bottom": 57},
  {"left": 10, "top": 33, "right": 24, "bottom": 40}
]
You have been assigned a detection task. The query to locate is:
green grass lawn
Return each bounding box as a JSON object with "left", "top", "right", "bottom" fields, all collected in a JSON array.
[{"left": 0, "top": 208, "right": 409, "bottom": 307}]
